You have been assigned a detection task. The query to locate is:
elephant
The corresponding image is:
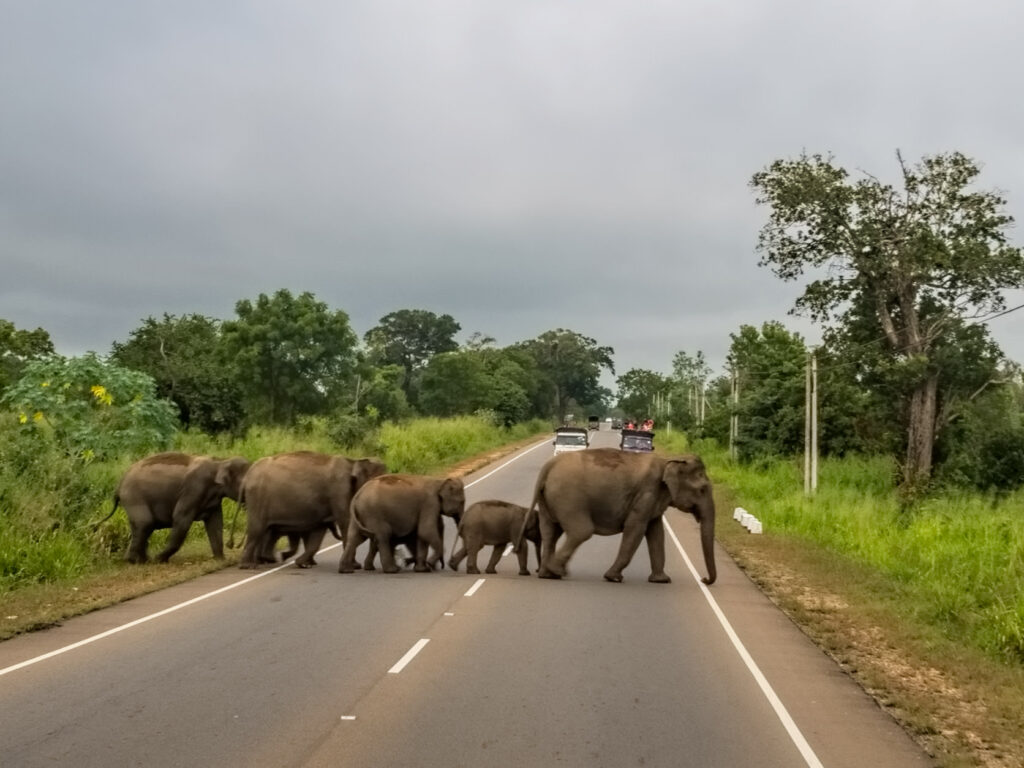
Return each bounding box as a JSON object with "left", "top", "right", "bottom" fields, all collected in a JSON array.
[
  {"left": 518, "top": 449, "right": 716, "bottom": 584},
  {"left": 103, "top": 452, "right": 250, "bottom": 563},
  {"left": 238, "top": 452, "right": 387, "bottom": 569},
  {"left": 449, "top": 500, "right": 540, "bottom": 575},
  {"left": 338, "top": 474, "right": 465, "bottom": 574}
]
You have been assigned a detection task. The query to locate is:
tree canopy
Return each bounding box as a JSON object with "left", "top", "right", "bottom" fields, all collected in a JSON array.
[
  {"left": 751, "top": 150, "right": 1024, "bottom": 487},
  {"left": 1, "top": 318, "right": 54, "bottom": 392},
  {"left": 516, "top": 329, "right": 614, "bottom": 421},
  {"left": 364, "top": 309, "right": 461, "bottom": 404}
]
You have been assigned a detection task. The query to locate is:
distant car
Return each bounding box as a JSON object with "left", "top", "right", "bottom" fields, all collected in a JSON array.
[
  {"left": 587, "top": 415, "right": 600, "bottom": 430},
  {"left": 611, "top": 418, "right": 623, "bottom": 430},
  {"left": 619, "top": 429, "right": 654, "bottom": 453},
  {"left": 553, "top": 427, "right": 589, "bottom": 455}
]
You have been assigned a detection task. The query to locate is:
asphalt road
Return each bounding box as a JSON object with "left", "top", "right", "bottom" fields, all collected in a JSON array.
[{"left": 0, "top": 430, "right": 932, "bottom": 767}]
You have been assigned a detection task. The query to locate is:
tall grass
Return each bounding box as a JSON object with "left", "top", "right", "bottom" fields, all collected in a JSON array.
[
  {"left": 0, "top": 415, "right": 549, "bottom": 593},
  {"left": 676, "top": 433, "right": 1024, "bottom": 663}
]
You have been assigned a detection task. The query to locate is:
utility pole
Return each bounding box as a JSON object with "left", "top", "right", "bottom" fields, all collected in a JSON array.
[
  {"left": 729, "top": 369, "right": 739, "bottom": 460},
  {"left": 804, "top": 349, "right": 818, "bottom": 494}
]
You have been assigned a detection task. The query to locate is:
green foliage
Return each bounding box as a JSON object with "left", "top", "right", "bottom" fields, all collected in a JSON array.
[
  {"left": 110, "top": 313, "right": 245, "bottom": 434},
  {"left": 221, "top": 290, "right": 358, "bottom": 424},
  {"left": 727, "top": 322, "right": 807, "bottom": 460},
  {"left": 751, "top": 150, "right": 1024, "bottom": 486},
  {"left": 704, "top": 445, "right": 1024, "bottom": 663},
  {"left": 418, "top": 346, "right": 534, "bottom": 425},
  {"left": 515, "top": 329, "right": 614, "bottom": 420},
  {"left": 0, "top": 318, "right": 54, "bottom": 392},
  {"left": 364, "top": 309, "right": 461, "bottom": 404},
  {"left": 1, "top": 354, "right": 178, "bottom": 460},
  {"left": 616, "top": 368, "right": 669, "bottom": 421}
]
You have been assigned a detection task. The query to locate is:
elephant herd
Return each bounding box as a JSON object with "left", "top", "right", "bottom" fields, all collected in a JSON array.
[{"left": 105, "top": 447, "right": 718, "bottom": 585}]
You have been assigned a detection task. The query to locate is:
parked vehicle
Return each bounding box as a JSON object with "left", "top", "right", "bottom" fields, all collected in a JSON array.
[
  {"left": 619, "top": 429, "right": 654, "bottom": 453},
  {"left": 587, "top": 415, "right": 600, "bottom": 430},
  {"left": 611, "top": 418, "right": 623, "bottom": 430},
  {"left": 553, "top": 427, "right": 589, "bottom": 455}
]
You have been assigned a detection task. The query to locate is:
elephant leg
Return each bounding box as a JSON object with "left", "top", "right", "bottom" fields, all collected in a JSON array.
[
  {"left": 240, "top": 523, "right": 263, "bottom": 569},
  {"left": 338, "top": 526, "right": 367, "bottom": 573},
  {"left": 644, "top": 517, "right": 671, "bottom": 583},
  {"left": 279, "top": 534, "right": 301, "bottom": 562},
  {"left": 377, "top": 530, "right": 401, "bottom": 574},
  {"left": 363, "top": 538, "right": 378, "bottom": 571},
  {"left": 532, "top": 541, "right": 542, "bottom": 574},
  {"left": 515, "top": 542, "right": 530, "bottom": 576},
  {"left": 157, "top": 515, "right": 195, "bottom": 563},
  {"left": 464, "top": 536, "right": 482, "bottom": 574},
  {"left": 537, "top": 516, "right": 564, "bottom": 579},
  {"left": 546, "top": 518, "right": 595, "bottom": 579},
  {"left": 449, "top": 543, "right": 466, "bottom": 572},
  {"left": 603, "top": 513, "right": 648, "bottom": 583},
  {"left": 485, "top": 544, "right": 503, "bottom": 574},
  {"left": 125, "top": 516, "right": 154, "bottom": 564},
  {"left": 416, "top": 516, "right": 443, "bottom": 572},
  {"left": 295, "top": 527, "right": 327, "bottom": 568}
]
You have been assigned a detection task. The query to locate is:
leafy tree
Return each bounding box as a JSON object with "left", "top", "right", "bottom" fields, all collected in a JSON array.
[
  {"left": 752, "top": 150, "right": 1024, "bottom": 488},
  {"left": 364, "top": 309, "right": 461, "bottom": 404},
  {"left": 1, "top": 353, "right": 178, "bottom": 460},
  {"left": 221, "top": 290, "right": 358, "bottom": 424},
  {"left": 616, "top": 368, "right": 669, "bottom": 421},
  {"left": 110, "top": 313, "right": 244, "bottom": 433},
  {"left": 670, "top": 350, "right": 713, "bottom": 431},
  {"left": 728, "top": 322, "right": 807, "bottom": 460},
  {"left": 419, "top": 345, "right": 534, "bottom": 426},
  {"left": 516, "top": 329, "right": 615, "bottom": 421},
  {"left": 1, "top": 318, "right": 54, "bottom": 392}
]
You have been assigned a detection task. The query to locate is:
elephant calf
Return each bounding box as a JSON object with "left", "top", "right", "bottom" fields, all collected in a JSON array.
[
  {"left": 103, "top": 452, "right": 250, "bottom": 564},
  {"left": 450, "top": 500, "right": 540, "bottom": 575},
  {"left": 339, "top": 474, "right": 465, "bottom": 574}
]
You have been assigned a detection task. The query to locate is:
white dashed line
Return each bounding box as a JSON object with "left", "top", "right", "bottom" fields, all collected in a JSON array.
[
  {"left": 463, "top": 578, "right": 485, "bottom": 597},
  {"left": 388, "top": 638, "right": 430, "bottom": 674}
]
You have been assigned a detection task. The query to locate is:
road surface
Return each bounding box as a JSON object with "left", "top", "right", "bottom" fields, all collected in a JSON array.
[{"left": 0, "top": 430, "right": 931, "bottom": 767}]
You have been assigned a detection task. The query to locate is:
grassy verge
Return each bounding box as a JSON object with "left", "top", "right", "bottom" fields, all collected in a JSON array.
[
  {"left": 664, "top": 433, "right": 1024, "bottom": 767},
  {"left": 0, "top": 416, "right": 549, "bottom": 641}
]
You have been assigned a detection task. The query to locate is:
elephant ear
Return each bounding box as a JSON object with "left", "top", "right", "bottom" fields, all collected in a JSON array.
[
  {"left": 352, "top": 459, "right": 386, "bottom": 489},
  {"left": 215, "top": 458, "right": 249, "bottom": 498},
  {"left": 662, "top": 456, "right": 709, "bottom": 515},
  {"left": 438, "top": 478, "right": 465, "bottom": 517}
]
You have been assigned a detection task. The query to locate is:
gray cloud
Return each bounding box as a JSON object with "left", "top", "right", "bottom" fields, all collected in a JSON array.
[{"left": 3, "top": 0, "right": 1023, "bottom": 389}]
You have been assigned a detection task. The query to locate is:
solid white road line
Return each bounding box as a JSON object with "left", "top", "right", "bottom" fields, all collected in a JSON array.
[
  {"left": 388, "top": 639, "right": 430, "bottom": 674},
  {"left": 463, "top": 578, "right": 485, "bottom": 597},
  {"left": 663, "top": 517, "right": 825, "bottom": 768},
  {"left": 0, "top": 558, "right": 300, "bottom": 678},
  {"left": 463, "top": 438, "right": 550, "bottom": 488}
]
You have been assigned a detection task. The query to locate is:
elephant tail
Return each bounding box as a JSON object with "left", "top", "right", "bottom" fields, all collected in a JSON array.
[
  {"left": 515, "top": 490, "right": 541, "bottom": 554},
  {"left": 94, "top": 493, "right": 121, "bottom": 528},
  {"left": 227, "top": 482, "right": 247, "bottom": 549}
]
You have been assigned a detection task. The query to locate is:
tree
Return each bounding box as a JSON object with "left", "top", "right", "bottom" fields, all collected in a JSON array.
[
  {"left": 364, "top": 309, "right": 461, "bottom": 404},
  {"left": 670, "top": 350, "right": 713, "bottom": 431},
  {"left": 516, "top": 329, "right": 615, "bottom": 421},
  {"left": 221, "top": 290, "right": 358, "bottom": 424},
  {"left": 727, "top": 322, "right": 807, "bottom": 459},
  {"left": 616, "top": 368, "right": 669, "bottom": 421},
  {"left": 2, "top": 353, "right": 178, "bottom": 461},
  {"left": 751, "top": 151, "right": 1024, "bottom": 488},
  {"left": 110, "top": 313, "right": 244, "bottom": 433},
  {"left": 0, "top": 318, "right": 54, "bottom": 392}
]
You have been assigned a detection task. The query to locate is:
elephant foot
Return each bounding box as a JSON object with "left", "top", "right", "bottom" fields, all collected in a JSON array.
[
  {"left": 338, "top": 563, "right": 356, "bottom": 574},
  {"left": 603, "top": 572, "right": 624, "bottom": 583},
  {"left": 363, "top": 563, "right": 376, "bottom": 572},
  {"left": 537, "top": 568, "right": 562, "bottom": 580},
  {"left": 383, "top": 565, "right": 401, "bottom": 574},
  {"left": 413, "top": 564, "right": 431, "bottom": 573},
  {"left": 467, "top": 566, "right": 480, "bottom": 575},
  {"left": 448, "top": 561, "right": 459, "bottom": 572},
  {"left": 239, "top": 562, "right": 260, "bottom": 570},
  {"left": 649, "top": 573, "right": 672, "bottom": 584},
  {"left": 353, "top": 562, "right": 362, "bottom": 570},
  {"left": 485, "top": 567, "right": 497, "bottom": 574},
  {"left": 295, "top": 560, "right": 314, "bottom": 569},
  {"left": 518, "top": 569, "right": 530, "bottom": 576}
]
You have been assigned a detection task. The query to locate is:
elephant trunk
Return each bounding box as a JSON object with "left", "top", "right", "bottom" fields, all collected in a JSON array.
[{"left": 696, "top": 495, "right": 717, "bottom": 585}]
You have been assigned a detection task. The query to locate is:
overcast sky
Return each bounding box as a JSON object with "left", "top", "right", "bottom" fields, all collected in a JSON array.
[{"left": 3, "top": 1, "right": 1024, "bottom": 390}]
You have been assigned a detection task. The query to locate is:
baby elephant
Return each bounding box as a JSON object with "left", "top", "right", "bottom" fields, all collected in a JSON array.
[{"left": 450, "top": 500, "right": 540, "bottom": 576}]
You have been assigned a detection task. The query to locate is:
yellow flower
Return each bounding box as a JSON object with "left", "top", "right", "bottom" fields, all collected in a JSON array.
[
  {"left": 33, "top": 412, "right": 44, "bottom": 422},
  {"left": 41, "top": 381, "right": 50, "bottom": 387},
  {"left": 90, "top": 385, "right": 113, "bottom": 406},
  {"left": 18, "top": 413, "right": 28, "bottom": 424}
]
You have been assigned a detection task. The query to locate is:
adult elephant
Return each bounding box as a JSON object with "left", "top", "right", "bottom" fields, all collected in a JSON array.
[
  {"left": 450, "top": 500, "right": 540, "bottom": 575},
  {"left": 338, "top": 474, "right": 465, "bottom": 574},
  {"left": 104, "top": 452, "right": 250, "bottom": 563},
  {"left": 519, "top": 449, "right": 716, "bottom": 584},
  {"left": 238, "top": 452, "right": 386, "bottom": 569}
]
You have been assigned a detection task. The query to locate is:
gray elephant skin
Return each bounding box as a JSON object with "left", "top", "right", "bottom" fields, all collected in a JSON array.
[
  {"left": 339, "top": 474, "right": 465, "bottom": 574},
  {"left": 105, "top": 452, "right": 250, "bottom": 563},
  {"left": 450, "top": 500, "right": 540, "bottom": 575},
  {"left": 238, "top": 452, "right": 386, "bottom": 569},
  {"left": 521, "top": 449, "right": 716, "bottom": 584}
]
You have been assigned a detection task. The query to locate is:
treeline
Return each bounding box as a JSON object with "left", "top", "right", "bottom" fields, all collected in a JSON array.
[{"left": 1, "top": 298, "right": 616, "bottom": 451}]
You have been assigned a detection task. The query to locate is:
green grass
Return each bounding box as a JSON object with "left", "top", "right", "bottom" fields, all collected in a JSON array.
[{"left": 669, "top": 433, "right": 1024, "bottom": 664}]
